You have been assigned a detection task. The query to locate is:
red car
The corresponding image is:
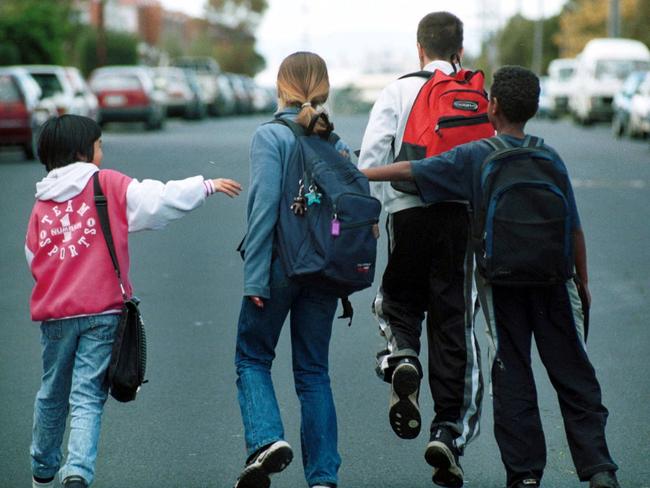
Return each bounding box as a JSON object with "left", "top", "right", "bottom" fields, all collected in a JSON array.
[
  {"left": 0, "top": 67, "right": 56, "bottom": 159},
  {"left": 89, "top": 66, "right": 166, "bottom": 130}
]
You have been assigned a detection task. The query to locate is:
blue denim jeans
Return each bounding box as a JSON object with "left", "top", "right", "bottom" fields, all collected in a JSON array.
[
  {"left": 235, "top": 260, "right": 341, "bottom": 487},
  {"left": 31, "top": 313, "right": 119, "bottom": 486}
]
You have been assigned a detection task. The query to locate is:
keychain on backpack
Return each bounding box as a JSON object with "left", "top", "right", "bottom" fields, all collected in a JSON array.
[
  {"left": 331, "top": 214, "right": 340, "bottom": 236},
  {"left": 305, "top": 184, "right": 322, "bottom": 206},
  {"left": 290, "top": 180, "right": 307, "bottom": 216}
]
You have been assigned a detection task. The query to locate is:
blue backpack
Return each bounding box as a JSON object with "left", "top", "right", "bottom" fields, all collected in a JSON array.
[
  {"left": 272, "top": 115, "right": 381, "bottom": 322},
  {"left": 473, "top": 135, "right": 575, "bottom": 286}
]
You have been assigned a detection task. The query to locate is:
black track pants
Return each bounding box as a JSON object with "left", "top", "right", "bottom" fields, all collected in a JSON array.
[{"left": 373, "top": 203, "right": 483, "bottom": 448}]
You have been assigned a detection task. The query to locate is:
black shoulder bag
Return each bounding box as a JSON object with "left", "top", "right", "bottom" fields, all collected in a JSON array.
[{"left": 93, "top": 172, "right": 147, "bottom": 402}]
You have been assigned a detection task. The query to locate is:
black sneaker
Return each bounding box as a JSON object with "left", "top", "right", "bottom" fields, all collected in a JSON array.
[
  {"left": 511, "top": 479, "right": 540, "bottom": 488},
  {"left": 590, "top": 471, "right": 621, "bottom": 488},
  {"left": 389, "top": 358, "right": 421, "bottom": 439},
  {"left": 425, "top": 427, "right": 463, "bottom": 488},
  {"left": 234, "top": 440, "right": 293, "bottom": 488},
  {"left": 62, "top": 476, "right": 88, "bottom": 488}
]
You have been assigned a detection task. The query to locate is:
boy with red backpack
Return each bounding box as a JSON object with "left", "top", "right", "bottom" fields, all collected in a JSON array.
[{"left": 357, "top": 11, "right": 493, "bottom": 487}]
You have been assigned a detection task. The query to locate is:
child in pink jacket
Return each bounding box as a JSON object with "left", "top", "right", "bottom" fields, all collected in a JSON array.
[{"left": 26, "top": 114, "right": 241, "bottom": 488}]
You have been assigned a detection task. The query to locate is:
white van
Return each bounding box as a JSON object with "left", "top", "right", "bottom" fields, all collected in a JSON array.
[
  {"left": 545, "top": 58, "right": 576, "bottom": 117},
  {"left": 569, "top": 38, "right": 650, "bottom": 124}
]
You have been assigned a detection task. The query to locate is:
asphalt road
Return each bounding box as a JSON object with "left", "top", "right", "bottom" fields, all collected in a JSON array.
[{"left": 1, "top": 114, "right": 649, "bottom": 488}]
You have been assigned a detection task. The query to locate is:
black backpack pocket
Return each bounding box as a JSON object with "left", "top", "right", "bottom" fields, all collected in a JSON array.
[{"left": 483, "top": 182, "right": 573, "bottom": 285}]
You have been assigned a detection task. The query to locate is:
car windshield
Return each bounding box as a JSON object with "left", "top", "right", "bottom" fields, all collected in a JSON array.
[
  {"left": 0, "top": 75, "right": 21, "bottom": 102},
  {"left": 30, "top": 73, "right": 64, "bottom": 97},
  {"left": 595, "top": 59, "right": 650, "bottom": 81},
  {"left": 91, "top": 74, "right": 142, "bottom": 91}
]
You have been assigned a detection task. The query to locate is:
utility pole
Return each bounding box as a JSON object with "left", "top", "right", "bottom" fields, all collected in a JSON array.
[
  {"left": 96, "top": 0, "right": 107, "bottom": 67},
  {"left": 532, "top": 0, "right": 544, "bottom": 75},
  {"left": 608, "top": 0, "right": 621, "bottom": 37}
]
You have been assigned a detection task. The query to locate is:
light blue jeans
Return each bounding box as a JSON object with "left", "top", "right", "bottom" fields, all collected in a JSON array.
[
  {"left": 235, "top": 260, "right": 341, "bottom": 487},
  {"left": 31, "top": 313, "right": 119, "bottom": 486}
]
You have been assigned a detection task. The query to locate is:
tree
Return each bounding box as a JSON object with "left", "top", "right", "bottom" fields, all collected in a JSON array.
[
  {"left": 475, "top": 14, "right": 561, "bottom": 78},
  {"left": 0, "top": 0, "right": 76, "bottom": 66},
  {"left": 79, "top": 29, "right": 139, "bottom": 76},
  {"left": 204, "top": 0, "right": 268, "bottom": 75},
  {"left": 556, "top": 0, "right": 649, "bottom": 57}
]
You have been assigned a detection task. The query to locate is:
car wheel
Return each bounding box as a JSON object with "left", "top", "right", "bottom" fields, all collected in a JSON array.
[
  {"left": 23, "top": 142, "right": 35, "bottom": 160},
  {"left": 612, "top": 115, "right": 624, "bottom": 138},
  {"left": 145, "top": 109, "right": 164, "bottom": 131}
]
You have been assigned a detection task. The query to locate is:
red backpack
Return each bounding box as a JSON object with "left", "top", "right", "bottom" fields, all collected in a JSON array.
[{"left": 392, "top": 69, "right": 495, "bottom": 194}]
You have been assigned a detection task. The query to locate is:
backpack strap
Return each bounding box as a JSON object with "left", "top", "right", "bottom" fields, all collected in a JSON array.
[
  {"left": 398, "top": 70, "right": 434, "bottom": 80},
  {"left": 268, "top": 117, "right": 305, "bottom": 137},
  {"left": 93, "top": 171, "right": 127, "bottom": 300},
  {"left": 269, "top": 116, "right": 341, "bottom": 145},
  {"left": 523, "top": 135, "right": 544, "bottom": 148},
  {"left": 484, "top": 136, "right": 510, "bottom": 152}
]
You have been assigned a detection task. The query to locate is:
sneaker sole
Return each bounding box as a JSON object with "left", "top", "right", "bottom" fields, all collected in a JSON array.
[
  {"left": 389, "top": 363, "right": 421, "bottom": 439},
  {"left": 235, "top": 442, "right": 293, "bottom": 488},
  {"left": 425, "top": 441, "right": 464, "bottom": 488}
]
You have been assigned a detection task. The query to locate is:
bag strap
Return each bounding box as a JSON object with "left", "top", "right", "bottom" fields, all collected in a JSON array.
[
  {"left": 398, "top": 70, "right": 434, "bottom": 80},
  {"left": 484, "top": 136, "right": 510, "bottom": 152},
  {"left": 523, "top": 135, "right": 543, "bottom": 148},
  {"left": 93, "top": 171, "right": 127, "bottom": 300}
]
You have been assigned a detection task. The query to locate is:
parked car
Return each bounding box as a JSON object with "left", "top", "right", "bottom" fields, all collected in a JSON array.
[
  {"left": 612, "top": 70, "right": 650, "bottom": 138},
  {"left": 545, "top": 58, "right": 576, "bottom": 117},
  {"left": 214, "top": 73, "right": 237, "bottom": 116},
  {"left": 152, "top": 66, "right": 205, "bottom": 119},
  {"left": 64, "top": 66, "right": 99, "bottom": 121},
  {"left": 0, "top": 67, "right": 57, "bottom": 159},
  {"left": 172, "top": 57, "right": 222, "bottom": 116},
  {"left": 569, "top": 38, "right": 650, "bottom": 124},
  {"left": 226, "top": 73, "right": 253, "bottom": 114},
  {"left": 21, "top": 65, "right": 97, "bottom": 119},
  {"left": 536, "top": 77, "right": 553, "bottom": 118},
  {"left": 89, "top": 66, "right": 166, "bottom": 130}
]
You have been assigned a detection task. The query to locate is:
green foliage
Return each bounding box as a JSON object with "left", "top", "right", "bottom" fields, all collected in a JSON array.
[
  {"left": 213, "top": 40, "right": 265, "bottom": 75},
  {"left": 0, "top": 0, "right": 76, "bottom": 66},
  {"left": 79, "top": 29, "right": 139, "bottom": 76},
  {"left": 206, "top": 0, "right": 268, "bottom": 75},
  {"left": 477, "top": 14, "right": 561, "bottom": 78}
]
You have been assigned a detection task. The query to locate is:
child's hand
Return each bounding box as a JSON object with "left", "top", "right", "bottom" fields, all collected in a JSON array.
[
  {"left": 249, "top": 296, "right": 264, "bottom": 308},
  {"left": 212, "top": 178, "right": 242, "bottom": 198}
]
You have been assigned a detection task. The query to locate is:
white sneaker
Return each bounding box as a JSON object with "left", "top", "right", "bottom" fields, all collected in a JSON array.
[
  {"left": 32, "top": 477, "right": 54, "bottom": 488},
  {"left": 234, "top": 440, "right": 293, "bottom": 488}
]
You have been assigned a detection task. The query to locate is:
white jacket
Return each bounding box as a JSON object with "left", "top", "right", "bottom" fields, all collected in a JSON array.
[{"left": 358, "top": 60, "right": 456, "bottom": 215}]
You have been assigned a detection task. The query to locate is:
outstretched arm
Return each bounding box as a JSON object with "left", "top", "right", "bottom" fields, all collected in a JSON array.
[{"left": 362, "top": 161, "right": 413, "bottom": 181}]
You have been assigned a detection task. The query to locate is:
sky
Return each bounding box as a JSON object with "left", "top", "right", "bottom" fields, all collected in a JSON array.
[{"left": 160, "top": 0, "right": 568, "bottom": 86}]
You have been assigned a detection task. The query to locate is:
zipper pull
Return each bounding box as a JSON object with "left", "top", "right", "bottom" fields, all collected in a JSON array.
[{"left": 331, "top": 215, "right": 340, "bottom": 236}]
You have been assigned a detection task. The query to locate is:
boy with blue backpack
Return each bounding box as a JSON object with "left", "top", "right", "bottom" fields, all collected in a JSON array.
[{"left": 361, "top": 66, "right": 620, "bottom": 488}]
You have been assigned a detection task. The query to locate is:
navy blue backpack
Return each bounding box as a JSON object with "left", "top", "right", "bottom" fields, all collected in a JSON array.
[
  {"left": 272, "top": 115, "right": 381, "bottom": 322},
  {"left": 473, "top": 135, "right": 575, "bottom": 286}
]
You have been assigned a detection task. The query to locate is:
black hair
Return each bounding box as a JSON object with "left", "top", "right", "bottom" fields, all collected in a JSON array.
[
  {"left": 490, "top": 66, "right": 540, "bottom": 123},
  {"left": 417, "top": 12, "right": 463, "bottom": 63},
  {"left": 37, "top": 115, "right": 102, "bottom": 171}
]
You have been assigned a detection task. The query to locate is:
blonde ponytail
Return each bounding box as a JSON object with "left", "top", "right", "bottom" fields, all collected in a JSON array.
[{"left": 277, "top": 52, "right": 331, "bottom": 134}]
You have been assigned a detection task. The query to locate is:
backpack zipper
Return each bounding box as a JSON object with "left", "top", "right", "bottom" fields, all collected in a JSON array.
[{"left": 435, "top": 114, "right": 489, "bottom": 135}]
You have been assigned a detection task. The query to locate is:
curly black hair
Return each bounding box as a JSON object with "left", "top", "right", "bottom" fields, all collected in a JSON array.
[{"left": 490, "top": 66, "right": 540, "bottom": 123}]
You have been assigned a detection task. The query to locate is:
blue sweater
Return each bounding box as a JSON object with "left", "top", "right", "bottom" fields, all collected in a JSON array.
[{"left": 243, "top": 107, "right": 353, "bottom": 298}]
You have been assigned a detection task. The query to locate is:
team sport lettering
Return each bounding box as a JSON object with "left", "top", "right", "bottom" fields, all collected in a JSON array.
[{"left": 39, "top": 199, "right": 98, "bottom": 261}]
